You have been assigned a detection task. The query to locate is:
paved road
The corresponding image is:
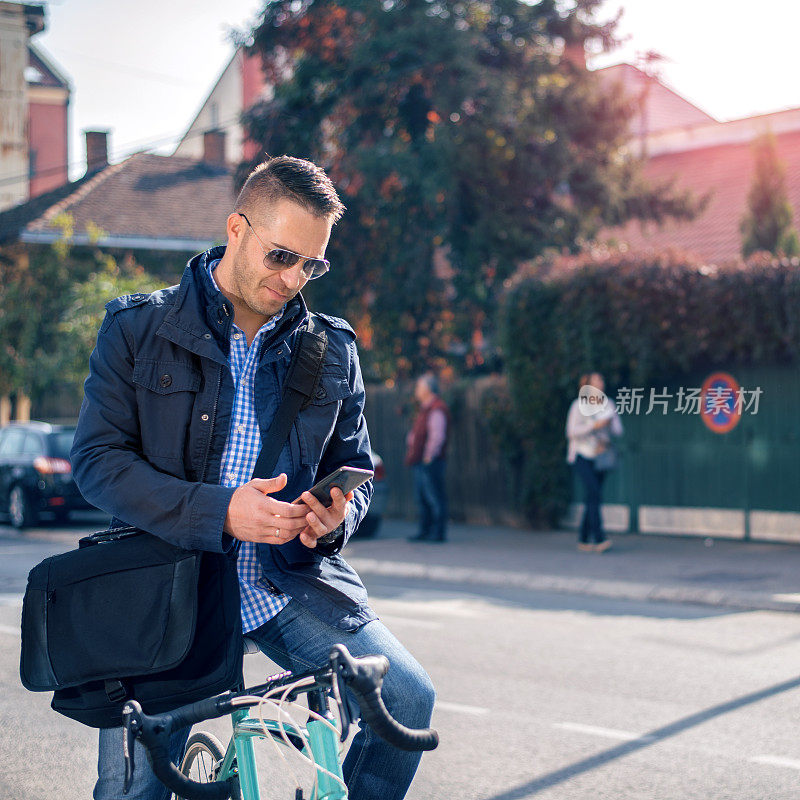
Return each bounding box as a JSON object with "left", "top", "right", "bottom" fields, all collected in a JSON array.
[{"left": 2, "top": 520, "right": 800, "bottom": 799}]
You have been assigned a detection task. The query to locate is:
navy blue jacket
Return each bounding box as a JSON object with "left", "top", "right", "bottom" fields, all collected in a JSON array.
[{"left": 71, "top": 246, "right": 377, "bottom": 630}]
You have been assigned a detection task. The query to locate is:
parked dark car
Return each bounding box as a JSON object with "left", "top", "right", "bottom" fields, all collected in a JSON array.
[
  {"left": 357, "top": 450, "right": 387, "bottom": 538},
  {"left": 0, "top": 421, "right": 93, "bottom": 529}
]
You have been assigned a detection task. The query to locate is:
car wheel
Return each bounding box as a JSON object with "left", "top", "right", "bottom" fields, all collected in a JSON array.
[
  {"left": 357, "top": 514, "right": 382, "bottom": 538},
  {"left": 8, "top": 485, "right": 37, "bottom": 530}
]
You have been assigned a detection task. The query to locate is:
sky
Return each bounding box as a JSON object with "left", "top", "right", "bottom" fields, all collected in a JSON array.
[{"left": 32, "top": 0, "right": 800, "bottom": 180}]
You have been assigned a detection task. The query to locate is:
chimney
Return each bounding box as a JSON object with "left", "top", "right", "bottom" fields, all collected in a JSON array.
[
  {"left": 563, "top": 41, "right": 586, "bottom": 70},
  {"left": 85, "top": 130, "right": 109, "bottom": 174},
  {"left": 203, "top": 129, "right": 226, "bottom": 167}
]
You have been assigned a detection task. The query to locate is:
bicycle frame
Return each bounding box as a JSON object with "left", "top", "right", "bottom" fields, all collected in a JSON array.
[{"left": 213, "top": 686, "right": 348, "bottom": 800}]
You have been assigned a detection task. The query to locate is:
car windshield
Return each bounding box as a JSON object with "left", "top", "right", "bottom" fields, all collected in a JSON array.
[{"left": 49, "top": 430, "right": 75, "bottom": 460}]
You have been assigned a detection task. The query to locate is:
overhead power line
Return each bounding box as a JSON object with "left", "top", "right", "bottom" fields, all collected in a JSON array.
[{"left": 0, "top": 112, "right": 244, "bottom": 190}]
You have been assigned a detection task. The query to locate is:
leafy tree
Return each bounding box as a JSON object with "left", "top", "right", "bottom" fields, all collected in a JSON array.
[
  {"left": 741, "top": 132, "right": 800, "bottom": 258},
  {"left": 57, "top": 256, "right": 162, "bottom": 390},
  {"left": 0, "top": 215, "right": 79, "bottom": 403},
  {"left": 239, "top": 0, "right": 702, "bottom": 380},
  {"left": 0, "top": 215, "right": 160, "bottom": 407}
]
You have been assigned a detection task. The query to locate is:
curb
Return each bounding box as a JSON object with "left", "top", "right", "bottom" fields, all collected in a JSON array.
[{"left": 347, "top": 557, "right": 800, "bottom": 614}]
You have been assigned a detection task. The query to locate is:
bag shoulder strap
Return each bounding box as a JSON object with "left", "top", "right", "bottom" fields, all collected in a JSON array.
[{"left": 251, "top": 314, "right": 328, "bottom": 480}]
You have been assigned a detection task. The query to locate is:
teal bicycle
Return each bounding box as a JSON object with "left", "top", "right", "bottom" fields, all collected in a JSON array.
[{"left": 122, "top": 642, "right": 438, "bottom": 800}]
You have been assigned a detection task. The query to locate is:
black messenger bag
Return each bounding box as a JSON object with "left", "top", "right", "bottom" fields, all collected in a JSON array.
[
  {"left": 20, "top": 527, "right": 243, "bottom": 728},
  {"left": 19, "top": 315, "right": 329, "bottom": 728}
]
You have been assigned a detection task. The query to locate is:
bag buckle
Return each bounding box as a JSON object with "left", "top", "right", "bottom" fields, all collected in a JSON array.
[{"left": 104, "top": 679, "right": 129, "bottom": 703}]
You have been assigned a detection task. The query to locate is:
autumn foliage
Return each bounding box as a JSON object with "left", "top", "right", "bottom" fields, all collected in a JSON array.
[{"left": 239, "top": 0, "right": 701, "bottom": 381}]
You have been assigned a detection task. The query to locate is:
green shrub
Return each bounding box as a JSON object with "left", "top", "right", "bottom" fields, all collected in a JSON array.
[{"left": 498, "top": 248, "right": 800, "bottom": 525}]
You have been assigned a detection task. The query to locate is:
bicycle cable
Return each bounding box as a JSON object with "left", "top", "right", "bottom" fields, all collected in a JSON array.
[
  {"left": 265, "top": 680, "right": 348, "bottom": 798},
  {"left": 232, "top": 676, "right": 348, "bottom": 799}
]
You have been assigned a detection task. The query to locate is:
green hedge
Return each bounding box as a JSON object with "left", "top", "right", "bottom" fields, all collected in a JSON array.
[{"left": 497, "top": 249, "right": 800, "bottom": 526}]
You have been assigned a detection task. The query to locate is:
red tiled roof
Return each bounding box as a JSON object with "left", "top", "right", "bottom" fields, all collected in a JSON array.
[
  {"left": 608, "top": 129, "right": 800, "bottom": 263},
  {"left": 19, "top": 153, "right": 235, "bottom": 249}
]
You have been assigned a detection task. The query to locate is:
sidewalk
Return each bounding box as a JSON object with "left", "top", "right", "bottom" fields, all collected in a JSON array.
[{"left": 342, "top": 520, "right": 800, "bottom": 613}]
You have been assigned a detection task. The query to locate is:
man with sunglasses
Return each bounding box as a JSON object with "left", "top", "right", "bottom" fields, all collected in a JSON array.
[{"left": 72, "top": 155, "right": 435, "bottom": 800}]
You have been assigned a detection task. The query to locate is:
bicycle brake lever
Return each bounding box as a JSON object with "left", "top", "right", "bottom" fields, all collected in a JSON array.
[
  {"left": 333, "top": 667, "right": 353, "bottom": 742},
  {"left": 122, "top": 702, "right": 141, "bottom": 795}
]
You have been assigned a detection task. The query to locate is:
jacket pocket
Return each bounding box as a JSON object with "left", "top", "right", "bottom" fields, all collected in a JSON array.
[
  {"left": 133, "top": 359, "right": 201, "bottom": 461},
  {"left": 297, "top": 367, "right": 351, "bottom": 468}
]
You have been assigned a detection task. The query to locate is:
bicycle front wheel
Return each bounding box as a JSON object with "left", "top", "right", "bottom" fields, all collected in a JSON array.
[{"left": 175, "top": 731, "right": 241, "bottom": 800}]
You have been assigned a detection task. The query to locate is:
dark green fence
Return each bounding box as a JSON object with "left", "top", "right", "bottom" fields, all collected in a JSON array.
[
  {"left": 364, "top": 377, "right": 523, "bottom": 526},
  {"left": 369, "top": 367, "right": 800, "bottom": 541},
  {"left": 586, "top": 366, "right": 800, "bottom": 541}
]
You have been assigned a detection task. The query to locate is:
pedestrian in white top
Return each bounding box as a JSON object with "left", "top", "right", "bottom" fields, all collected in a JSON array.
[{"left": 565, "top": 373, "right": 623, "bottom": 552}]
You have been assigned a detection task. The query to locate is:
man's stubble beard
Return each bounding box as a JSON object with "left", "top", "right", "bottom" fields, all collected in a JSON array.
[{"left": 232, "top": 248, "right": 286, "bottom": 319}]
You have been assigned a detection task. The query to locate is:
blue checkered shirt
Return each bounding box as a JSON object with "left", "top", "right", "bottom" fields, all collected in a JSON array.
[{"left": 208, "top": 262, "right": 291, "bottom": 633}]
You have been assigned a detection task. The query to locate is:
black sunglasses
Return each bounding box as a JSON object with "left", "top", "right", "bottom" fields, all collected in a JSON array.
[{"left": 239, "top": 213, "right": 330, "bottom": 280}]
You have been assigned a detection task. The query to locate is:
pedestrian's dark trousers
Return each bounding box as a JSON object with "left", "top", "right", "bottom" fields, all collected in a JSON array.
[
  {"left": 412, "top": 458, "right": 448, "bottom": 541},
  {"left": 573, "top": 454, "right": 606, "bottom": 544}
]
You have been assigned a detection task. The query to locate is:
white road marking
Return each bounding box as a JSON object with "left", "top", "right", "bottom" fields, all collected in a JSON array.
[
  {"left": 0, "top": 624, "right": 20, "bottom": 636},
  {"left": 368, "top": 594, "right": 485, "bottom": 619},
  {"left": 554, "top": 722, "right": 655, "bottom": 742},
  {"left": 435, "top": 700, "right": 490, "bottom": 716},
  {"left": 0, "top": 593, "right": 23, "bottom": 606},
  {"left": 376, "top": 613, "right": 442, "bottom": 630},
  {"left": 772, "top": 592, "right": 800, "bottom": 603},
  {"left": 751, "top": 755, "right": 800, "bottom": 770}
]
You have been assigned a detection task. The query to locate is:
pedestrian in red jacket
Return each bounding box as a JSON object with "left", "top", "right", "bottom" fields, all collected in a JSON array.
[{"left": 405, "top": 373, "right": 450, "bottom": 542}]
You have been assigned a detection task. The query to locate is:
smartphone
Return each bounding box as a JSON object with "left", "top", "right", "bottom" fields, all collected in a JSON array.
[{"left": 294, "top": 466, "right": 374, "bottom": 506}]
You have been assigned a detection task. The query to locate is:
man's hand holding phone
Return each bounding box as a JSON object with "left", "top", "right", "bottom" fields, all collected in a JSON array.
[
  {"left": 295, "top": 486, "right": 355, "bottom": 548},
  {"left": 294, "top": 466, "right": 372, "bottom": 548},
  {"left": 224, "top": 473, "right": 308, "bottom": 544}
]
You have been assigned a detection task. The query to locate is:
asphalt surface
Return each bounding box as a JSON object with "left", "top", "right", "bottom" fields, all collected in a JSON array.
[
  {"left": 345, "top": 519, "right": 800, "bottom": 614},
  {"left": 2, "top": 515, "right": 800, "bottom": 798}
]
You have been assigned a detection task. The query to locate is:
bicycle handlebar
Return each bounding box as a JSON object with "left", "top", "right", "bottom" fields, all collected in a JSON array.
[
  {"left": 147, "top": 736, "right": 234, "bottom": 800},
  {"left": 328, "top": 644, "right": 439, "bottom": 752},
  {"left": 122, "top": 698, "right": 237, "bottom": 800},
  {"left": 124, "top": 643, "right": 438, "bottom": 800}
]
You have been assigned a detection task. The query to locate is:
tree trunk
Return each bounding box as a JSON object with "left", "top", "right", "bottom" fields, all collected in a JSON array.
[{"left": 15, "top": 392, "right": 31, "bottom": 422}]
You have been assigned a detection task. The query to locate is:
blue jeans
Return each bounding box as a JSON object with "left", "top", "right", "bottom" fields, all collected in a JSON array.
[
  {"left": 412, "top": 458, "right": 448, "bottom": 540},
  {"left": 95, "top": 600, "right": 435, "bottom": 800},
  {"left": 573, "top": 454, "right": 607, "bottom": 544}
]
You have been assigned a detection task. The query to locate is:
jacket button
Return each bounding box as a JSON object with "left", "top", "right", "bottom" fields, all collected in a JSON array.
[
  {"left": 203, "top": 333, "right": 212, "bottom": 340},
  {"left": 315, "top": 387, "right": 327, "bottom": 400},
  {"left": 201, "top": 414, "right": 209, "bottom": 421},
  {"left": 159, "top": 374, "right": 172, "bottom": 388}
]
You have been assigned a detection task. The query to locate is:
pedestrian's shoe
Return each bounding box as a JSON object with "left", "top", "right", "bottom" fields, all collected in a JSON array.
[
  {"left": 408, "top": 533, "right": 433, "bottom": 542},
  {"left": 594, "top": 539, "right": 613, "bottom": 553},
  {"left": 577, "top": 543, "right": 594, "bottom": 552}
]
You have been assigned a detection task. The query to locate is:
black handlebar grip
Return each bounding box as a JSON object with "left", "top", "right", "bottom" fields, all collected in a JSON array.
[
  {"left": 351, "top": 686, "right": 439, "bottom": 752},
  {"left": 147, "top": 742, "right": 235, "bottom": 800},
  {"left": 168, "top": 695, "right": 230, "bottom": 731}
]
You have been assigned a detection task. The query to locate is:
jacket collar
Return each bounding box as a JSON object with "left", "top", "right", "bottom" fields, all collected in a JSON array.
[{"left": 157, "top": 245, "right": 309, "bottom": 363}]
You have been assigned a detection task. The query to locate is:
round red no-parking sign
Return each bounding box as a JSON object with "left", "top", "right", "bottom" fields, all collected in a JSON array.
[{"left": 700, "top": 372, "right": 741, "bottom": 433}]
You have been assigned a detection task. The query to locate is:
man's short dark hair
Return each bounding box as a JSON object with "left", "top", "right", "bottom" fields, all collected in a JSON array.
[{"left": 234, "top": 155, "right": 346, "bottom": 222}]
